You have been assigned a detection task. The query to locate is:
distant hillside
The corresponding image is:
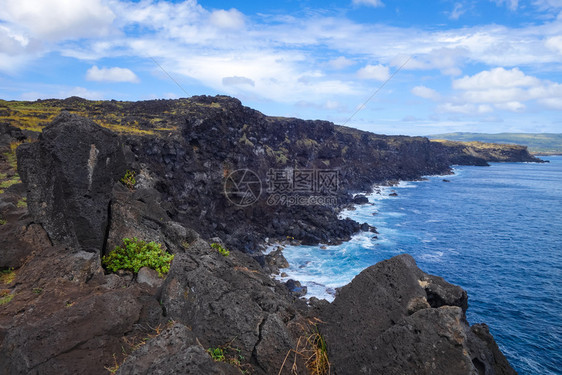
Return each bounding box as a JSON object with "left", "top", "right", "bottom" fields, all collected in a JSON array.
[{"left": 428, "top": 132, "right": 562, "bottom": 154}]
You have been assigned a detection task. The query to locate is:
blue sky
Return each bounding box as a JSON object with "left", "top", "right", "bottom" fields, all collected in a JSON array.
[{"left": 1, "top": 0, "right": 562, "bottom": 135}]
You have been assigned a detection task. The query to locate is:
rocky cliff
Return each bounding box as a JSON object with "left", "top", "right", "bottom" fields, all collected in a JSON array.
[{"left": 0, "top": 96, "right": 525, "bottom": 374}]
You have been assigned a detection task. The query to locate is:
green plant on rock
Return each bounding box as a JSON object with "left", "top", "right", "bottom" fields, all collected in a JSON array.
[
  {"left": 0, "top": 291, "right": 14, "bottom": 305},
  {"left": 207, "top": 347, "right": 226, "bottom": 362},
  {"left": 102, "top": 238, "right": 174, "bottom": 277},
  {"left": 120, "top": 169, "right": 136, "bottom": 190},
  {"left": 210, "top": 242, "right": 230, "bottom": 257},
  {"left": 0, "top": 268, "right": 15, "bottom": 284},
  {"left": 207, "top": 341, "right": 251, "bottom": 373},
  {"left": 17, "top": 197, "right": 27, "bottom": 208},
  {"left": 0, "top": 217, "right": 6, "bottom": 225}
]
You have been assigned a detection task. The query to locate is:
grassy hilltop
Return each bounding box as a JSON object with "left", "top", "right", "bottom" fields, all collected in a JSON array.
[{"left": 428, "top": 132, "right": 562, "bottom": 155}]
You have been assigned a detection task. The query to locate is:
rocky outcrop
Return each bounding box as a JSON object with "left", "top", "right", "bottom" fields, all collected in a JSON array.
[
  {"left": 160, "top": 238, "right": 305, "bottom": 374},
  {"left": 430, "top": 139, "right": 543, "bottom": 165},
  {"left": 115, "top": 323, "right": 241, "bottom": 375},
  {"left": 17, "top": 112, "right": 127, "bottom": 253},
  {"left": 319, "top": 254, "right": 515, "bottom": 375}
]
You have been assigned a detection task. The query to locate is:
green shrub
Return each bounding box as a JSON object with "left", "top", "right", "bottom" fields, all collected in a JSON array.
[
  {"left": 120, "top": 169, "right": 136, "bottom": 190},
  {"left": 210, "top": 242, "right": 230, "bottom": 257},
  {"left": 207, "top": 347, "right": 226, "bottom": 362},
  {"left": 102, "top": 238, "right": 174, "bottom": 277}
]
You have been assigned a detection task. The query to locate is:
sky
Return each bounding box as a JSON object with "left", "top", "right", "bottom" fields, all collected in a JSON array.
[{"left": 1, "top": 0, "right": 562, "bottom": 135}]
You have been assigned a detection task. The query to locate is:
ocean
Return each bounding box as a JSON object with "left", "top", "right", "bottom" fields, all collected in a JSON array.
[{"left": 277, "top": 155, "right": 562, "bottom": 375}]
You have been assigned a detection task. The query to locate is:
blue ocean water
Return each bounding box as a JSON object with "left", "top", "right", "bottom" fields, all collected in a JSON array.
[{"left": 278, "top": 155, "right": 562, "bottom": 375}]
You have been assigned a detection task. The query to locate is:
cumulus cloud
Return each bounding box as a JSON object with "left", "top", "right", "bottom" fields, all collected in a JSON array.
[
  {"left": 453, "top": 68, "right": 540, "bottom": 90},
  {"left": 86, "top": 66, "right": 139, "bottom": 83},
  {"left": 447, "top": 67, "right": 562, "bottom": 112},
  {"left": 357, "top": 64, "right": 390, "bottom": 81},
  {"left": 0, "top": 0, "right": 115, "bottom": 41},
  {"left": 352, "top": 0, "right": 384, "bottom": 7},
  {"left": 209, "top": 8, "right": 245, "bottom": 30},
  {"left": 411, "top": 86, "right": 440, "bottom": 101}
]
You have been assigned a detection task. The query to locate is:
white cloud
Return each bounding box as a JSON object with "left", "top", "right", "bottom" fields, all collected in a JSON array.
[
  {"left": 437, "top": 103, "right": 494, "bottom": 114},
  {"left": 209, "top": 9, "right": 245, "bottom": 30},
  {"left": 328, "top": 56, "right": 354, "bottom": 70},
  {"left": 495, "top": 101, "right": 526, "bottom": 111},
  {"left": 545, "top": 35, "right": 562, "bottom": 54},
  {"left": 533, "top": 0, "right": 562, "bottom": 10},
  {"left": 411, "top": 86, "right": 440, "bottom": 100},
  {"left": 222, "top": 76, "right": 255, "bottom": 87},
  {"left": 539, "top": 97, "right": 562, "bottom": 109},
  {"left": 357, "top": 64, "right": 390, "bottom": 81},
  {"left": 352, "top": 0, "right": 384, "bottom": 7},
  {"left": 453, "top": 68, "right": 540, "bottom": 90},
  {"left": 448, "top": 67, "right": 562, "bottom": 112},
  {"left": 491, "top": 0, "right": 519, "bottom": 10},
  {"left": 448, "top": 3, "right": 465, "bottom": 20},
  {"left": 86, "top": 66, "right": 139, "bottom": 83},
  {"left": 0, "top": 0, "right": 115, "bottom": 41}
]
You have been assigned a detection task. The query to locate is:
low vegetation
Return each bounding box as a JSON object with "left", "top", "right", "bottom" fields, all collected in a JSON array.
[
  {"left": 279, "top": 318, "right": 330, "bottom": 375},
  {"left": 102, "top": 238, "right": 174, "bottom": 277},
  {"left": 120, "top": 169, "right": 136, "bottom": 190},
  {"left": 0, "top": 268, "right": 15, "bottom": 285},
  {"left": 207, "top": 340, "right": 251, "bottom": 374},
  {"left": 105, "top": 322, "right": 173, "bottom": 374},
  {"left": 0, "top": 291, "right": 14, "bottom": 305},
  {"left": 210, "top": 242, "right": 230, "bottom": 257}
]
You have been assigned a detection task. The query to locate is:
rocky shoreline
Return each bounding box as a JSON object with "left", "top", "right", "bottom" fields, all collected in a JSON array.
[{"left": 0, "top": 96, "right": 532, "bottom": 374}]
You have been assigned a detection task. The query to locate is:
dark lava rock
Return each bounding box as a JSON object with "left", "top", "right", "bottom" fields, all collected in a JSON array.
[
  {"left": 443, "top": 179, "right": 451, "bottom": 182},
  {"left": 389, "top": 192, "right": 398, "bottom": 196},
  {"left": 285, "top": 279, "right": 307, "bottom": 298},
  {"left": 265, "top": 248, "right": 289, "bottom": 274},
  {"left": 352, "top": 194, "right": 370, "bottom": 204},
  {"left": 17, "top": 112, "right": 127, "bottom": 253},
  {"left": 116, "top": 323, "right": 240, "bottom": 375},
  {"left": 160, "top": 238, "right": 302, "bottom": 374},
  {"left": 319, "top": 254, "right": 515, "bottom": 375}
]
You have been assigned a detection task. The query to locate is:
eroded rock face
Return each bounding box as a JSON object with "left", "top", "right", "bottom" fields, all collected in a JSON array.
[
  {"left": 319, "top": 254, "right": 516, "bottom": 375},
  {"left": 17, "top": 112, "right": 126, "bottom": 253}
]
